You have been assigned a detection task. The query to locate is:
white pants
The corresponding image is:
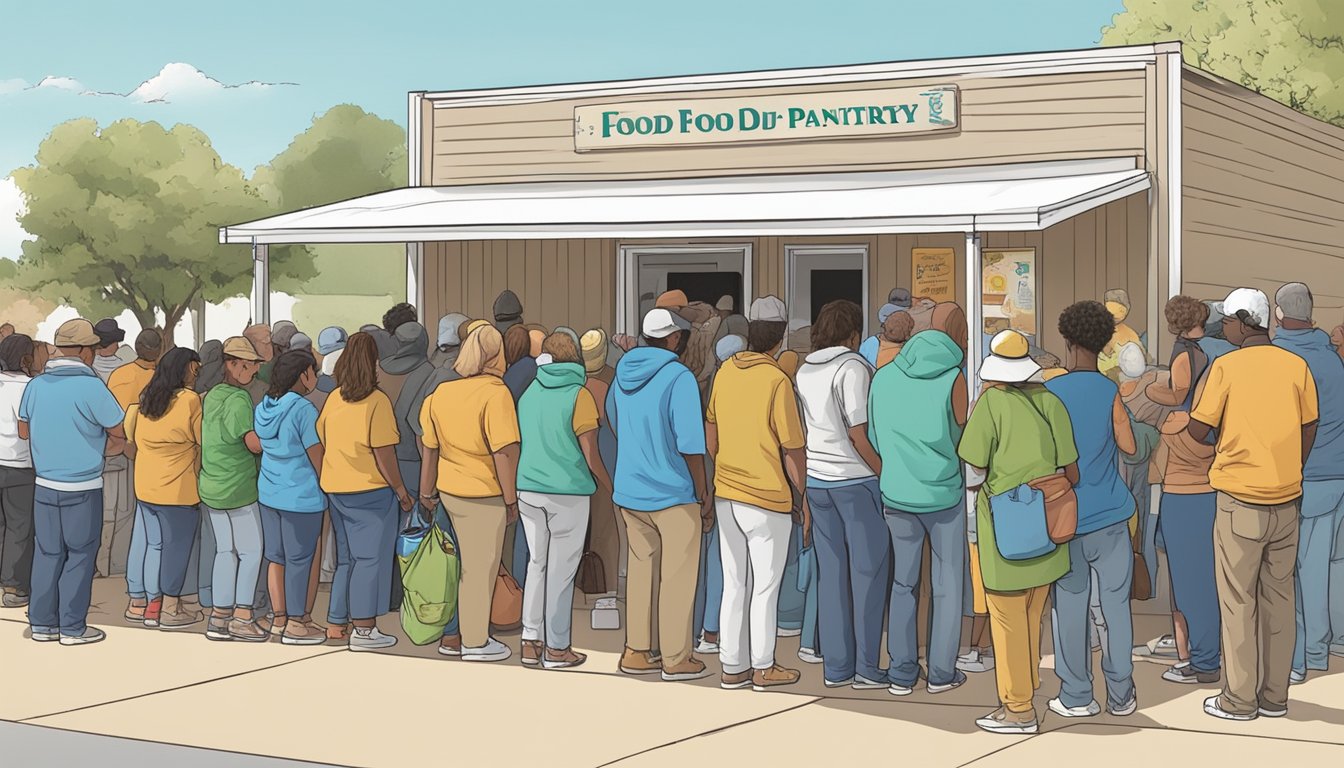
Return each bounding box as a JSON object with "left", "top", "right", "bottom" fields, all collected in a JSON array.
[
  {"left": 518, "top": 491, "right": 590, "bottom": 650},
  {"left": 716, "top": 497, "right": 792, "bottom": 674}
]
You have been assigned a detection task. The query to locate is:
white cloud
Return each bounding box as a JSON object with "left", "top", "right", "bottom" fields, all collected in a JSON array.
[
  {"left": 0, "top": 79, "right": 28, "bottom": 95},
  {"left": 32, "top": 76, "right": 86, "bottom": 92},
  {"left": 0, "top": 64, "right": 293, "bottom": 105},
  {"left": 0, "top": 176, "right": 33, "bottom": 261}
]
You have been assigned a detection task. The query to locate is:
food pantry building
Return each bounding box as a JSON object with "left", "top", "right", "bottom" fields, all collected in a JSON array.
[{"left": 223, "top": 42, "right": 1344, "bottom": 366}]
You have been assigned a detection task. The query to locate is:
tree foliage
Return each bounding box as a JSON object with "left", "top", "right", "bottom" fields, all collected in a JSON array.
[{"left": 1102, "top": 0, "right": 1344, "bottom": 126}]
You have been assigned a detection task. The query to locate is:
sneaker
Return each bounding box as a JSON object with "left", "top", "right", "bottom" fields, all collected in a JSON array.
[
  {"left": 3, "top": 591, "right": 30, "bottom": 608},
  {"left": 30, "top": 628, "right": 59, "bottom": 643},
  {"left": 281, "top": 621, "right": 327, "bottom": 646},
  {"left": 1289, "top": 670, "right": 1307, "bottom": 685},
  {"left": 777, "top": 626, "right": 802, "bottom": 638},
  {"left": 619, "top": 648, "right": 662, "bottom": 676},
  {"left": 976, "top": 707, "right": 1039, "bottom": 734},
  {"left": 541, "top": 647, "right": 587, "bottom": 670},
  {"left": 661, "top": 658, "right": 712, "bottom": 682},
  {"left": 957, "top": 648, "right": 995, "bottom": 673},
  {"left": 1163, "top": 663, "right": 1221, "bottom": 685},
  {"left": 228, "top": 618, "right": 269, "bottom": 643},
  {"left": 798, "top": 647, "right": 823, "bottom": 665},
  {"left": 461, "top": 637, "right": 510, "bottom": 662},
  {"left": 59, "top": 627, "right": 106, "bottom": 646},
  {"left": 752, "top": 665, "right": 801, "bottom": 691},
  {"left": 123, "top": 602, "right": 147, "bottom": 623},
  {"left": 1049, "top": 697, "right": 1102, "bottom": 718},
  {"left": 349, "top": 626, "right": 398, "bottom": 652},
  {"left": 853, "top": 674, "right": 889, "bottom": 691},
  {"left": 888, "top": 682, "right": 915, "bottom": 696},
  {"left": 205, "top": 616, "right": 233, "bottom": 641},
  {"left": 694, "top": 635, "right": 720, "bottom": 654},
  {"left": 143, "top": 597, "right": 163, "bottom": 628},
  {"left": 928, "top": 670, "right": 968, "bottom": 695},
  {"left": 824, "top": 676, "right": 855, "bottom": 688},
  {"left": 521, "top": 640, "right": 542, "bottom": 667},
  {"left": 721, "top": 670, "right": 753, "bottom": 690},
  {"left": 159, "top": 607, "right": 204, "bottom": 631},
  {"left": 437, "top": 636, "right": 461, "bottom": 657},
  {"left": 1331, "top": 643, "right": 1344, "bottom": 659},
  {"left": 1258, "top": 704, "right": 1288, "bottom": 718},
  {"left": 1204, "top": 695, "right": 1257, "bottom": 721},
  {"left": 1109, "top": 695, "right": 1138, "bottom": 717}
]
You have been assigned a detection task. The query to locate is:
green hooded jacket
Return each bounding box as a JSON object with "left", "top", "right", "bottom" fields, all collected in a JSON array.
[{"left": 517, "top": 362, "right": 597, "bottom": 496}]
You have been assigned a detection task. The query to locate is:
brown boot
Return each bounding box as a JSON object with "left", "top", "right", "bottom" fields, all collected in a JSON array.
[
  {"left": 619, "top": 648, "right": 661, "bottom": 676},
  {"left": 661, "top": 657, "right": 711, "bottom": 682},
  {"left": 721, "top": 670, "right": 752, "bottom": 690},
  {"left": 752, "top": 665, "right": 801, "bottom": 691}
]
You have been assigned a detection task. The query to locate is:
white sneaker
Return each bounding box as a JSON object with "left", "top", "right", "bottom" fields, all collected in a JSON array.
[
  {"left": 348, "top": 627, "right": 397, "bottom": 652},
  {"left": 927, "top": 671, "right": 968, "bottom": 694},
  {"left": 956, "top": 648, "right": 995, "bottom": 673},
  {"left": 59, "top": 627, "right": 106, "bottom": 646},
  {"left": 853, "top": 674, "right": 888, "bottom": 690},
  {"left": 1109, "top": 695, "right": 1138, "bottom": 716},
  {"left": 462, "top": 637, "right": 512, "bottom": 662},
  {"left": 1048, "top": 697, "right": 1101, "bottom": 718},
  {"left": 30, "top": 629, "right": 59, "bottom": 643},
  {"left": 1204, "top": 695, "right": 1257, "bottom": 721},
  {"left": 694, "top": 636, "right": 720, "bottom": 654},
  {"left": 1289, "top": 670, "right": 1307, "bottom": 685},
  {"left": 777, "top": 627, "right": 802, "bottom": 638},
  {"left": 888, "top": 682, "right": 914, "bottom": 696},
  {"left": 798, "top": 647, "right": 823, "bottom": 665},
  {"left": 824, "top": 676, "right": 854, "bottom": 688}
]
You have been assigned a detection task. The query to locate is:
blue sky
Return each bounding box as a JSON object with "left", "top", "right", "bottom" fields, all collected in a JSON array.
[{"left": 0, "top": 0, "right": 1128, "bottom": 257}]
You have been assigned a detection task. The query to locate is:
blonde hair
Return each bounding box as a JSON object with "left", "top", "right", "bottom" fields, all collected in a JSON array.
[{"left": 454, "top": 325, "right": 506, "bottom": 378}]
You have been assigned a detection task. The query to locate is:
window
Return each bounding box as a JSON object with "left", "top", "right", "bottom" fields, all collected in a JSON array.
[
  {"left": 618, "top": 245, "right": 751, "bottom": 335},
  {"left": 785, "top": 245, "right": 868, "bottom": 351}
]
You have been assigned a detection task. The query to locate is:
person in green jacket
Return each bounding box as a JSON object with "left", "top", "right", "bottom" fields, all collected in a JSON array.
[
  {"left": 869, "top": 328, "right": 969, "bottom": 697},
  {"left": 516, "top": 332, "right": 613, "bottom": 670},
  {"left": 958, "top": 329, "right": 1078, "bottom": 735}
]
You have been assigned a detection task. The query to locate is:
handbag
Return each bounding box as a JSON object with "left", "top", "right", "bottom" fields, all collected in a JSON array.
[
  {"left": 988, "top": 484, "right": 1057, "bottom": 561},
  {"left": 574, "top": 519, "right": 607, "bottom": 594},
  {"left": 397, "top": 514, "right": 460, "bottom": 646},
  {"left": 1011, "top": 388, "right": 1079, "bottom": 544},
  {"left": 490, "top": 563, "right": 523, "bottom": 631}
]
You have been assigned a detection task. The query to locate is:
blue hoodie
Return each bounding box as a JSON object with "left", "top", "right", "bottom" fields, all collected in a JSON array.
[
  {"left": 606, "top": 347, "right": 706, "bottom": 512},
  {"left": 255, "top": 392, "right": 325, "bottom": 513},
  {"left": 18, "top": 359, "right": 123, "bottom": 488},
  {"left": 1274, "top": 328, "right": 1344, "bottom": 484}
]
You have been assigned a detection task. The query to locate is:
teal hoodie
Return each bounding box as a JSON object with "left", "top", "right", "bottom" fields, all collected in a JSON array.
[
  {"left": 517, "top": 362, "right": 597, "bottom": 496},
  {"left": 869, "top": 331, "right": 966, "bottom": 513}
]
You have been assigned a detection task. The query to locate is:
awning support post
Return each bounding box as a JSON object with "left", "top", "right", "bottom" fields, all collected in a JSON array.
[
  {"left": 251, "top": 240, "right": 270, "bottom": 326},
  {"left": 964, "top": 231, "right": 983, "bottom": 395},
  {"left": 406, "top": 243, "right": 424, "bottom": 320}
]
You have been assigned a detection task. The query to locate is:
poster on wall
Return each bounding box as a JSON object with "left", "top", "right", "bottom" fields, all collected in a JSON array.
[
  {"left": 981, "top": 248, "right": 1037, "bottom": 337},
  {"left": 912, "top": 247, "right": 956, "bottom": 302}
]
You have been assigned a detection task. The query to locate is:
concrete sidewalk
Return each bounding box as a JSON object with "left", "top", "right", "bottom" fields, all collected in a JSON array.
[{"left": 1, "top": 577, "right": 1342, "bottom": 767}]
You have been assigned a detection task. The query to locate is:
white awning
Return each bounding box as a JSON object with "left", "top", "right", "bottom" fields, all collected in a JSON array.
[{"left": 221, "top": 158, "right": 1149, "bottom": 245}]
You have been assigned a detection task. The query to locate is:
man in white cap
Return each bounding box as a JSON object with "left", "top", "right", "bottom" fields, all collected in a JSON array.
[
  {"left": 608, "top": 307, "right": 713, "bottom": 682},
  {"left": 18, "top": 319, "right": 126, "bottom": 645},
  {"left": 1188, "top": 287, "right": 1319, "bottom": 721}
]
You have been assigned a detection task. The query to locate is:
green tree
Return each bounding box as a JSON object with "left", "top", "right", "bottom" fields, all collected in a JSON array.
[
  {"left": 11, "top": 118, "right": 302, "bottom": 332},
  {"left": 252, "top": 105, "right": 408, "bottom": 298},
  {"left": 1102, "top": 0, "right": 1344, "bottom": 126}
]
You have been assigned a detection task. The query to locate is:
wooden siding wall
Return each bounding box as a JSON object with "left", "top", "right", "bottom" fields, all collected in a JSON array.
[
  {"left": 427, "top": 70, "right": 1149, "bottom": 185},
  {"left": 1182, "top": 71, "right": 1344, "bottom": 321}
]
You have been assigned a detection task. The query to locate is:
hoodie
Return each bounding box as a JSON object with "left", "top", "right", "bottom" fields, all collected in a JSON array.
[
  {"left": 1275, "top": 327, "right": 1344, "bottom": 485},
  {"left": 494, "top": 290, "right": 523, "bottom": 331},
  {"left": 254, "top": 392, "right": 324, "bottom": 513},
  {"left": 606, "top": 347, "right": 706, "bottom": 512},
  {"left": 18, "top": 358, "right": 124, "bottom": 488},
  {"left": 795, "top": 347, "right": 875, "bottom": 482},
  {"left": 517, "top": 362, "right": 598, "bottom": 496},
  {"left": 869, "top": 331, "right": 966, "bottom": 512},
  {"left": 383, "top": 323, "right": 436, "bottom": 463}
]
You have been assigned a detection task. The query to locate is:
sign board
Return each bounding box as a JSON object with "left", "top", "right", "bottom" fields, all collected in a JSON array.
[
  {"left": 981, "top": 248, "right": 1037, "bottom": 337},
  {"left": 912, "top": 248, "right": 956, "bottom": 302},
  {"left": 574, "top": 85, "right": 959, "bottom": 152}
]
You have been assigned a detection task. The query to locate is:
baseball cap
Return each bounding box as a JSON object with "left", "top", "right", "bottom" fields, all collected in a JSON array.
[
  {"left": 54, "top": 319, "right": 100, "bottom": 347},
  {"left": 748, "top": 295, "right": 787, "bottom": 323},
  {"left": 317, "top": 326, "right": 348, "bottom": 356},
  {"left": 887, "top": 288, "right": 913, "bottom": 309},
  {"left": 289, "top": 332, "right": 313, "bottom": 352},
  {"left": 222, "top": 336, "right": 264, "bottom": 361},
  {"left": 1215, "top": 288, "right": 1270, "bottom": 330},
  {"left": 93, "top": 319, "right": 125, "bottom": 346},
  {"left": 641, "top": 308, "right": 692, "bottom": 339},
  {"left": 655, "top": 290, "right": 689, "bottom": 309}
]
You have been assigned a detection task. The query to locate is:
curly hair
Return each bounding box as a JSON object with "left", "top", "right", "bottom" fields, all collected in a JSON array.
[
  {"left": 382, "top": 303, "right": 417, "bottom": 334},
  {"left": 1057, "top": 300, "right": 1116, "bottom": 355},
  {"left": 1165, "top": 295, "right": 1210, "bottom": 335},
  {"left": 811, "top": 300, "right": 864, "bottom": 351}
]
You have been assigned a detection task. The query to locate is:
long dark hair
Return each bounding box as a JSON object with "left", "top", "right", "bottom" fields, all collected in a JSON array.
[
  {"left": 334, "top": 332, "right": 379, "bottom": 402},
  {"left": 140, "top": 347, "right": 200, "bottom": 420},
  {"left": 268, "top": 349, "right": 317, "bottom": 399}
]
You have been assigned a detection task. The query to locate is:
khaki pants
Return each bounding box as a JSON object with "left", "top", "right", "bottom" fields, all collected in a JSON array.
[
  {"left": 985, "top": 584, "right": 1050, "bottom": 714},
  {"left": 442, "top": 493, "right": 507, "bottom": 649},
  {"left": 622, "top": 504, "right": 702, "bottom": 669},
  {"left": 1214, "top": 492, "right": 1300, "bottom": 715}
]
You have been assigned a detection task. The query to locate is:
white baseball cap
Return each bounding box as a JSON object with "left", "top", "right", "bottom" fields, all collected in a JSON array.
[
  {"left": 642, "top": 308, "right": 692, "bottom": 339},
  {"left": 1215, "top": 288, "right": 1270, "bottom": 330},
  {"left": 748, "top": 295, "right": 787, "bottom": 323}
]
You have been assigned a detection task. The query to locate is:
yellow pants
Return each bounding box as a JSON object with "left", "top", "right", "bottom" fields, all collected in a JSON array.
[
  {"left": 441, "top": 493, "right": 507, "bottom": 649},
  {"left": 984, "top": 584, "right": 1050, "bottom": 714},
  {"left": 968, "top": 542, "right": 987, "bottom": 615},
  {"left": 621, "top": 504, "right": 702, "bottom": 669}
]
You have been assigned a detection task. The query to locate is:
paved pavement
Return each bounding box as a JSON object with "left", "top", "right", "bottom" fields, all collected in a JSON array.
[{"left": 2, "top": 577, "right": 1342, "bottom": 767}]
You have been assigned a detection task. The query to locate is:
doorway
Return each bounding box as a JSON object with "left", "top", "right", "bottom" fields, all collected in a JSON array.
[
  {"left": 785, "top": 245, "right": 869, "bottom": 350},
  {"left": 617, "top": 244, "right": 752, "bottom": 334}
]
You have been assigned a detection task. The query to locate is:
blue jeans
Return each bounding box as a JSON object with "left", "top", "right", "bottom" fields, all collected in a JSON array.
[
  {"left": 807, "top": 478, "right": 889, "bottom": 684},
  {"left": 30, "top": 487, "right": 102, "bottom": 637},
  {"left": 261, "top": 505, "right": 324, "bottom": 619},
  {"left": 126, "top": 502, "right": 155, "bottom": 600},
  {"left": 1159, "top": 492, "right": 1221, "bottom": 673},
  {"left": 1295, "top": 480, "right": 1344, "bottom": 674},
  {"left": 1051, "top": 521, "right": 1136, "bottom": 710},
  {"left": 693, "top": 516, "right": 723, "bottom": 639},
  {"left": 142, "top": 503, "right": 200, "bottom": 598},
  {"left": 328, "top": 488, "right": 399, "bottom": 622},
  {"left": 884, "top": 503, "right": 965, "bottom": 687},
  {"left": 797, "top": 532, "right": 820, "bottom": 653},
  {"left": 777, "top": 522, "right": 807, "bottom": 632},
  {"left": 185, "top": 505, "right": 213, "bottom": 607}
]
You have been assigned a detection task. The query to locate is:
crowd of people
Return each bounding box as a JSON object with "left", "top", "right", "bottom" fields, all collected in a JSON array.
[{"left": 0, "top": 279, "right": 1340, "bottom": 733}]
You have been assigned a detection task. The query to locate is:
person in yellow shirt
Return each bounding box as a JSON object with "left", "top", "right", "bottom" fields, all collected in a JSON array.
[
  {"left": 706, "top": 295, "right": 808, "bottom": 692},
  {"left": 107, "top": 329, "right": 162, "bottom": 411},
  {"left": 316, "top": 332, "right": 412, "bottom": 653},
  {"left": 419, "top": 323, "right": 521, "bottom": 663},
  {"left": 123, "top": 346, "right": 202, "bottom": 631},
  {"left": 109, "top": 328, "right": 163, "bottom": 624},
  {"left": 1188, "top": 288, "right": 1319, "bottom": 722}
]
